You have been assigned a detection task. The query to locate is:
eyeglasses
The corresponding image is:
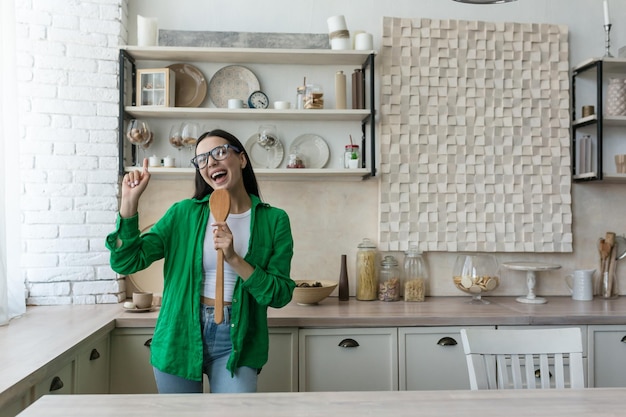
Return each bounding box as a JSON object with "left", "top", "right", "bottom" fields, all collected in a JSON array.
[{"left": 190, "top": 144, "right": 241, "bottom": 169}]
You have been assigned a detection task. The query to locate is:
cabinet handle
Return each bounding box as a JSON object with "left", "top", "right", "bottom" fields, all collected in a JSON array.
[
  {"left": 144, "top": 338, "right": 152, "bottom": 348},
  {"left": 437, "top": 337, "right": 458, "bottom": 346},
  {"left": 338, "top": 338, "right": 360, "bottom": 348},
  {"left": 49, "top": 376, "right": 64, "bottom": 392},
  {"left": 89, "top": 348, "right": 100, "bottom": 361},
  {"left": 621, "top": 336, "right": 626, "bottom": 343}
]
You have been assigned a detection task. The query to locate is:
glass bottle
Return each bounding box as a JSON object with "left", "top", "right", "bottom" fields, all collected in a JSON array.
[
  {"left": 404, "top": 245, "right": 428, "bottom": 302},
  {"left": 378, "top": 255, "right": 401, "bottom": 302},
  {"left": 356, "top": 238, "right": 378, "bottom": 301},
  {"left": 338, "top": 254, "right": 349, "bottom": 301}
]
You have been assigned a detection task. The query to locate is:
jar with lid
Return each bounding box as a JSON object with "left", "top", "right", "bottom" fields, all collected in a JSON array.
[
  {"left": 403, "top": 245, "right": 428, "bottom": 302},
  {"left": 295, "top": 85, "right": 305, "bottom": 110},
  {"left": 356, "top": 238, "right": 378, "bottom": 300},
  {"left": 304, "top": 84, "right": 324, "bottom": 109},
  {"left": 378, "top": 255, "right": 401, "bottom": 301},
  {"left": 344, "top": 144, "right": 360, "bottom": 169}
]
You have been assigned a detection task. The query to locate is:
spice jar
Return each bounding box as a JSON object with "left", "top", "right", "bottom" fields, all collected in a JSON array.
[
  {"left": 286, "top": 153, "right": 305, "bottom": 168},
  {"left": 404, "top": 245, "right": 428, "bottom": 302},
  {"left": 378, "top": 255, "right": 401, "bottom": 301},
  {"left": 344, "top": 144, "right": 360, "bottom": 169},
  {"left": 295, "top": 85, "right": 305, "bottom": 110},
  {"left": 356, "top": 238, "right": 378, "bottom": 301}
]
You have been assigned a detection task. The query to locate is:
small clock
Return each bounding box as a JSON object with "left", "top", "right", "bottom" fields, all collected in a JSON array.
[{"left": 247, "top": 90, "right": 269, "bottom": 109}]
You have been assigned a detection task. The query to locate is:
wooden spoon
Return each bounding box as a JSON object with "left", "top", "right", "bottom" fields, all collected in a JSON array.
[{"left": 209, "top": 189, "right": 230, "bottom": 324}]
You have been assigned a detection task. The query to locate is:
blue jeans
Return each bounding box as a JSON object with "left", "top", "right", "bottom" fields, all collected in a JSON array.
[{"left": 153, "top": 304, "right": 258, "bottom": 393}]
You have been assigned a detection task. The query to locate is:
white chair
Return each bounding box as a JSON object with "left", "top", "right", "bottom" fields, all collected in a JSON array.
[{"left": 459, "top": 327, "right": 585, "bottom": 390}]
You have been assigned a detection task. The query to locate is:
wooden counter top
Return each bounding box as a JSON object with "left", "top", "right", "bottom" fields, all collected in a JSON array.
[
  {"left": 115, "top": 296, "right": 626, "bottom": 327},
  {"left": 17, "top": 388, "right": 626, "bottom": 417}
]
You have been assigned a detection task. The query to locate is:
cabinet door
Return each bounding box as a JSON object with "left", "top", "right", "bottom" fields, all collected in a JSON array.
[
  {"left": 258, "top": 328, "right": 298, "bottom": 392},
  {"left": 109, "top": 328, "right": 157, "bottom": 394},
  {"left": 299, "top": 328, "right": 398, "bottom": 392},
  {"left": 399, "top": 326, "right": 494, "bottom": 390},
  {"left": 589, "top": 325, "right": 626, "bottom": 387},
  {"left": 75, "top": 333, "right": 110, "bottom": 394},
  {"left": 33, "top": 360, "right": 74, "bottom": 400}
]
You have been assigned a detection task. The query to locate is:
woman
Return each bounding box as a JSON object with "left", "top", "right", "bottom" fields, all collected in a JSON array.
[{"left": 106, "top": 129, "right": 295, "bottom": 393}]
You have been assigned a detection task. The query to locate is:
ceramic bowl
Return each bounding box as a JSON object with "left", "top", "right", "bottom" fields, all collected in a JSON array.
[{"left": 293, "top": 280, "right": 338, "bottom": 305}]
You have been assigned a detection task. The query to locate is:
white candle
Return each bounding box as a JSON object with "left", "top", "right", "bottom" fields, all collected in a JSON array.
[
  {"left": 137, "top": 15, "right": 158, "bottom": 46},
  {"left": 603, "top": 0, "right": 611, "bottom": 26}
]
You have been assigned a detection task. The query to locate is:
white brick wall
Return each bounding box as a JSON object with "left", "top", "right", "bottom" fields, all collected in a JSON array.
[{"left": 17, "top": 0, "right": 128, "bottom": 305}]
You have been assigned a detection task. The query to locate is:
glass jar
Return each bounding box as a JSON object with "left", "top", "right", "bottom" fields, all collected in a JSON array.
[
  {"left": 286, "top": 153, "right": 305, "bottom": 168},
  {"left": 295, "top": 85, "right": 305, "bottom": 110},
  {"left": 404, "top": 245, "right": 428, "bottom": 302},
  {"left": 378, "top": 255, "right": 401, "bottom": 302},
  {"left": 452, "top": 254, "right": 499, "bottom": 304},
  {"left": 356, "top": 238, "right": 378, "bottom": 301},
  {"left": 344, "top": 144, "right": 360, "bottom": 169},
  {"left": 304, "top": 84, "right": 324, "bottom": 109}
]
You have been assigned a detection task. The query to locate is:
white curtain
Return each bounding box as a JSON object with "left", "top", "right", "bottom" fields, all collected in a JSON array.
[{"left": 1, "top": 0, "right": 25, "bottom": 325}]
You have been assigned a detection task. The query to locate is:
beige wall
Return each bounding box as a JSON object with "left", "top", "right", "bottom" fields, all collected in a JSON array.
[{"left": 132, "top": 176, "right": 626, "bottom": 299}]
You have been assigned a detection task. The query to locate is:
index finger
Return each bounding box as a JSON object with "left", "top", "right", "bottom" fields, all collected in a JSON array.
[{"left": 142, "top": 157, "right": 150, "bottom": 174}]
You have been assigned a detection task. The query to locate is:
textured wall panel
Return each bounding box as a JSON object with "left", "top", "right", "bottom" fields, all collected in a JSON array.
[{"left": 380, "top": 17, "right": 572, "bottom": 253}]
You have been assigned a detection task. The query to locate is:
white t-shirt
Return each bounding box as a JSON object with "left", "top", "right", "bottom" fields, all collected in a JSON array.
[{"left": 202, "top": 209, "right": 251, "bottom": 302}]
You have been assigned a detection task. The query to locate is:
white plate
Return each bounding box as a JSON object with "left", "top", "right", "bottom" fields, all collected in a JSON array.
[
  {"left": 245, "top": 134, "right": 284, "bottom": 169},
  {"left": 208, "top": 65, "right": 260, "bottom": 108},
  {"left": 123, "top": 306, "right": 157, "bottom": 313},
  {"left": 289, "top": 134, "right": 330, "bottom": 169}
]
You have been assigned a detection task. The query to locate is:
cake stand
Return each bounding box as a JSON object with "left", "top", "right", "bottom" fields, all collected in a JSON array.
[{"left": 501, "top": 261, "right": 561, "bottom": 304}]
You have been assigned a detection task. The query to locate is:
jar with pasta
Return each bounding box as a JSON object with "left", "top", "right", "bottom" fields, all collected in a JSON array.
[
  {"left": 356, "top": 238, "right": 378, "bottom": 300},
  {"left": 403, "top": 245, "right": 428, "bottom": 302},
  {"left": 378, "top": 255, "right": 401, "bottom": 301}
]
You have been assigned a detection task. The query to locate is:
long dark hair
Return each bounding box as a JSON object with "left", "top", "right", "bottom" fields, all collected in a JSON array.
[{"left": 192, "top": 129, "right": 260, "bottom": 200}]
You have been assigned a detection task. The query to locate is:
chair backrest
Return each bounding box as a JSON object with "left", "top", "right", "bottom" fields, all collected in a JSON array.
[{"left": 459, "top": 327, "right": 585, "bottom": 390}]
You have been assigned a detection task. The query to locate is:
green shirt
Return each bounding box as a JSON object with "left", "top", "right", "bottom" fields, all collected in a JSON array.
[{"left": 105, "top": 194, "right": 295, "bottom": 381}]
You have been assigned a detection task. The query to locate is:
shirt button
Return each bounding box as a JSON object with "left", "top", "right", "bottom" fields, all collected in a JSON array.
[
  {"left": 233, "top": 298, "right": 238, "bottom": 303},
  {"left": 231, "top": 323, "right": 235, "bottom": 328}
]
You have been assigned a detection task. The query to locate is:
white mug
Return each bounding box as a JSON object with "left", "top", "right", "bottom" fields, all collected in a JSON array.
[
  {"left": 228, "top": 98, "right": 244, "bottom": 109},
  {"left": 565, "top": 269, "right": 595, "bottom": 301}
]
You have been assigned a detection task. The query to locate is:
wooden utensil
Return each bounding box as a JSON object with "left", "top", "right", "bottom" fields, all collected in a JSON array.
[{"left": 209, "top": 189, "right": 230, "bottom": 324}]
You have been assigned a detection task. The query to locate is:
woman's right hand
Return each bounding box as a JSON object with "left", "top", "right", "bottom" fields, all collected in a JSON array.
[{"left": 120, "top": 158, "right": 151, "bottom": 218}]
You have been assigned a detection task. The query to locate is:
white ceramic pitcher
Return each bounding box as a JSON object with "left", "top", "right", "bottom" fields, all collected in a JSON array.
[{"left": 565, "top": 269, "right": 595, "bottom": 301}]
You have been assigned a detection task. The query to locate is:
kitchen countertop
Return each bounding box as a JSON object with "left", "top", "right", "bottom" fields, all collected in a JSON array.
[
  {"left": 115, "top": 295, "right": 626, "bottom": 327},
  {"left": 3, "top": 296, "right": 626, "bottom": 409},
  {"left": 17, "top": 388, "right": 626, "bottom": 417}
]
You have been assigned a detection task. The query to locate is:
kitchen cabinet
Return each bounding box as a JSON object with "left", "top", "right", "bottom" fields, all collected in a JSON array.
[
  {"left": 588, "top": 324, "right": 626, "bottom": 387},
  {"left": 399, "top": 326, "right": 494, "bottom": 391},
  {"left": 118, "top": 46, "right": 376, "bottom": 181},
  {"left": 33, "top": 360, "right": 74, "bottom": 400},
  {"left": 0, "top": 393, "right": 27, "bottom": 417},
  {"left": 109, "top": 328, "right": 157, "bottom": 394},
  {"left": 109, "top": 327, "right": 297, "bottom": 394},
  {"left": 571, "top": 57, "right": 626, "bottom": 182},
  {"left": 258, "top": 327, "right": 299, "bottom": 392},
  {"left": 298, "top": 327, "right": 398, "bottom": 392},
  {"left": 75, "top": 333, "right": 110, "bottom": 394}
]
